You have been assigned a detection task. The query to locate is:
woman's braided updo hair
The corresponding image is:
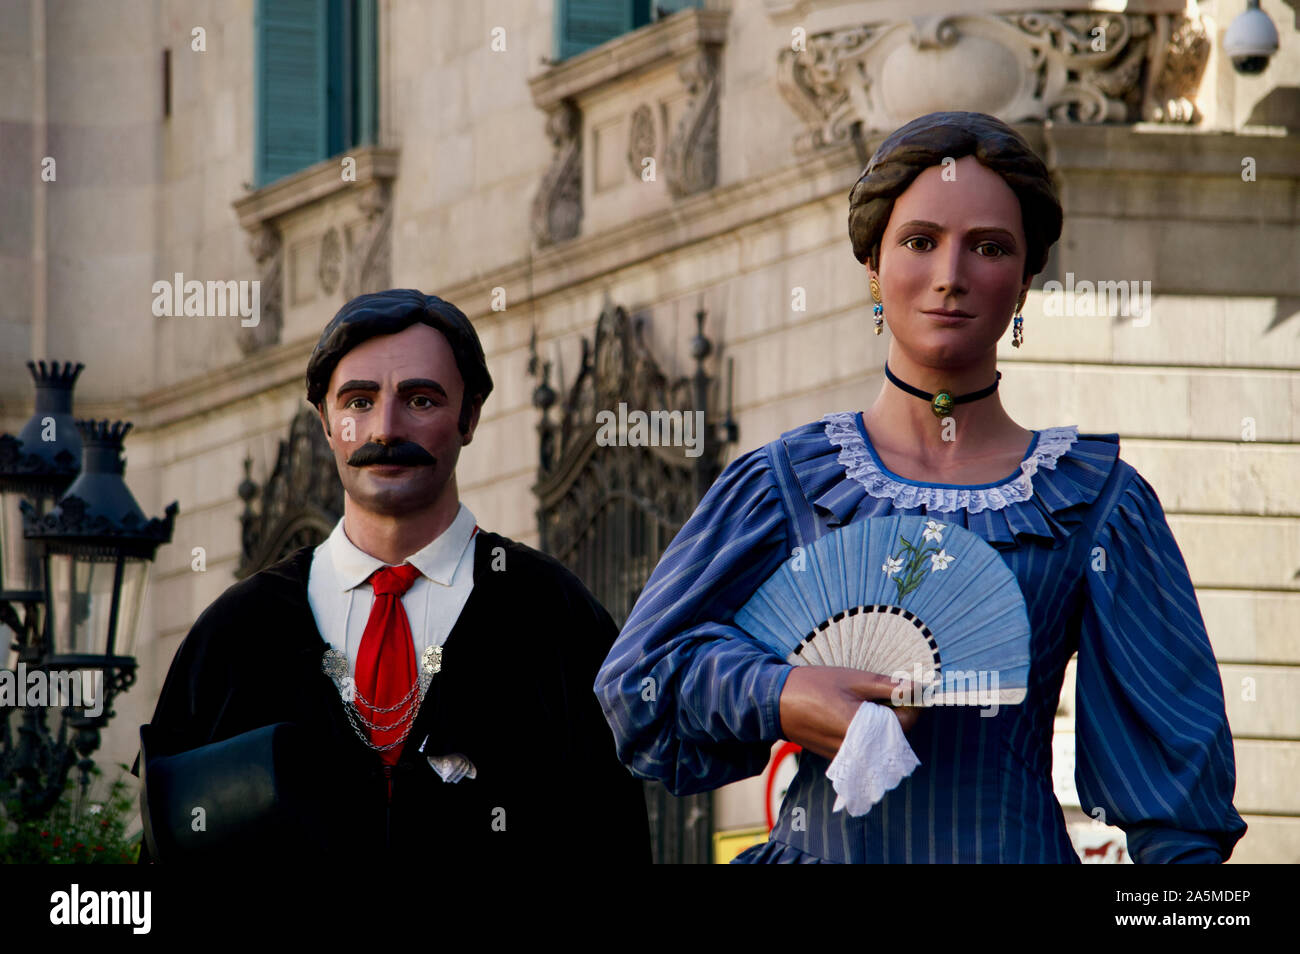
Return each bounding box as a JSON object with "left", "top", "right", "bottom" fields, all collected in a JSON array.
[{"left": 848, "top": 111, "right": 1063, "bottom": 282}]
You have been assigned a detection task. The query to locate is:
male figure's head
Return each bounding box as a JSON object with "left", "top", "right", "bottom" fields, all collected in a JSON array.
[{"left": 306, "top": 290, "right": 493, "bottom": 525}]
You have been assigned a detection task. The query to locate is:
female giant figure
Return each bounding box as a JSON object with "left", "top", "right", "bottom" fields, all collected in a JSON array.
[{"left": 594, "top": 111, "right": 1247, "bottom": 864}]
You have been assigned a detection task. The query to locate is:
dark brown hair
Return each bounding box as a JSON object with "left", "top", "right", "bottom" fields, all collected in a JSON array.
[
  {"left": 306, "top": 289, "right": 493, "bottom": 436},
  {"left": 848, "top": 111, "right": 1063, "bottom": 282}
]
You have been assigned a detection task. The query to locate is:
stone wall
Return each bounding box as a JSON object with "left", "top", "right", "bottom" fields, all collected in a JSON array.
[{"left": 1, "top": 0, "right": 1296, "bottom": 861}]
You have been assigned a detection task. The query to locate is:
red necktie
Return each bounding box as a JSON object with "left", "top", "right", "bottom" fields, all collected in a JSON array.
[{"left": 355, "top": 563, "right": 423, "bottom": 771}]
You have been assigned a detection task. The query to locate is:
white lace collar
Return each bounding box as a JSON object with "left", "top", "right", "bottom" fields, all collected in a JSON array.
[{"left": 822, "top": 411, "right": 1080, "bottom": 515}]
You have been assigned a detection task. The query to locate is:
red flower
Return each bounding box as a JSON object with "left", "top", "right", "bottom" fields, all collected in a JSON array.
[
  {"left": 100, "top": 819, "right": 110, "bottom": 828},
  {"left": 52, "top": 836, "right": 62, "bottom": 847},
  {"left": 40, "top": 830, "right": 49, "bottom": 838},
  {"left": 94, "top": 845, "right": 105, "bottom": 852}
]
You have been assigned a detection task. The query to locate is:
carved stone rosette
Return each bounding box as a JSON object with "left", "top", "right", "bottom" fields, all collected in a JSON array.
[
  {"left": 775, "top": 10, "right": 1211, "bottom": 151},
  {"left": 664, "top": 48, "right": 720, "bottom": 198},
  {"left": 238, "top": 225, "right": 284, "bottom": 354},
  {"left": 531, "top": 100, "right": 583, "bottom": 246}
]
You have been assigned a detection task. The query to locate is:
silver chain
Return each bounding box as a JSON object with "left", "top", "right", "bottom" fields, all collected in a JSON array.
[{"left": 321, "top": 645, "right": 443, "bottom": 753}]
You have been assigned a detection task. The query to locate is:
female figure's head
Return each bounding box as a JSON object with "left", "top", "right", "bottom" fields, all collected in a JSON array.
[{"left": 848, "top": 111, "right": 1062, "bottom": 368}]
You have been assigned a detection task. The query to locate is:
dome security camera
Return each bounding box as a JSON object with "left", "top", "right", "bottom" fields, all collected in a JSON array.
[{"left": 1223, "top": 0, "right": 1280, "bottom": 75}]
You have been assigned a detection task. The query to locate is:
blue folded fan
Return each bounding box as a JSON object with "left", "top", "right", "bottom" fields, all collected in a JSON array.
[{"left": 733, "top": 515, "right": 1031, "bottom": 706}]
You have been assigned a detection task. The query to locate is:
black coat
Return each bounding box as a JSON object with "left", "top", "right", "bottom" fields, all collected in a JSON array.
[{"left": 138, "top": 529, "right": 651, "bottom": 863}]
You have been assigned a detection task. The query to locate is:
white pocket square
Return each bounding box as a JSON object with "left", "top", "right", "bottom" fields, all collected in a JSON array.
[{"left": 426, "top": 752, "right": 477, "bottom": 784}]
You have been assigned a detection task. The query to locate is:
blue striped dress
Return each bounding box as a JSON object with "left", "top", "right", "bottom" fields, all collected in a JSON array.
[{"left": 594, "top": 411, "right": 1247, "bottom": 863}]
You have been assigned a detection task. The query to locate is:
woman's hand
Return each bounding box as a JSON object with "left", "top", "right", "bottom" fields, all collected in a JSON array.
[{"left": 778, "top": 666, "right": 922, "bottom": 761}]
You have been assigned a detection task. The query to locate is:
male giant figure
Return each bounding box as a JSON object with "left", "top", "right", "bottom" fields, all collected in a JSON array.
[{"left": 139, "top": 289, "right": 650, "bottom": 862}]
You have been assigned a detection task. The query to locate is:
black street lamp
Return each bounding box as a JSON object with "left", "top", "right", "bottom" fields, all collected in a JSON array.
[
  {"left": 0, "top": 361, "right": 83, "bottom": 615},
  {"left": 0, "top": 361, "right": 176, "bottom": 818}
]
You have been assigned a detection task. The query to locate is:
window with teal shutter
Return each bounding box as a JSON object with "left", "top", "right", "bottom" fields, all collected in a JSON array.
[
  {"left": 554, "top": 0, "right": 650, "bottom": 62},
  {"left": 255, "top": 0, "right": 378, "bottom": 187}
]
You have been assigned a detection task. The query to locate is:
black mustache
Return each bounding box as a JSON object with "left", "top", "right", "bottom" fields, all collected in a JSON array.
[{"left": 347, "top": 441, "right": 437, "bottom": 468}]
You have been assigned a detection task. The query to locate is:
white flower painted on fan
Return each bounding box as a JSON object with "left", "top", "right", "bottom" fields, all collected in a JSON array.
[
  {"left": 922, "top": 520, "right": 946, "bottom": 543},
  {"left": 930, "top": 549, "right": 955, "bottom": 571},
  {"left": 882, "top": 555, "right": 904, "bottom": 578}
]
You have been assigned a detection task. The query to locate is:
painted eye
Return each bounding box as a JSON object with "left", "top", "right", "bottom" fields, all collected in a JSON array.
[{"left": 903, "top": 236, "right": 934, "bottom": 252}]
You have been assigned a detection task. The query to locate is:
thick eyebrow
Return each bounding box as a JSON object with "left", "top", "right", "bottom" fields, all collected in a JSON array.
[
  {"left": 334, "top": 378, "right": 449, "bottom": 400},
  {"left": 895, "top": 219, "right": 1018, "bottom": 246}
]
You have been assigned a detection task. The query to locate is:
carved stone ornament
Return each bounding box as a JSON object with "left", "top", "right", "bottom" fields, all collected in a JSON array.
[
  {"left": 1143, "top": 13, "right": 1212, "bottom": 123},
  {"left": 664, "top": 48, "right": 720, "bottom": 198},
  {"left": 343, "top": 183, "right": 393, "bottom": 300},
  {"left": 775, "top": 10, "right": 1211, "bottom": 151},
  {"left": 627, "top": 104, "right": 656, "bottom": 179},
  {"left": 318, "top": 226, "right": 342, "bottom": 295},
  {"left": 531, "top": 100, "right": 583, "bottom": 246},
  {"left": 238, "top": 225, "right": 284, "bottom": 354}
]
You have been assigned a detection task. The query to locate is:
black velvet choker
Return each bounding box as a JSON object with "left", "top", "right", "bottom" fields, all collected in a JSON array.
[{"left": 884, "top": 362, "right": 1001, "bottom": 419}]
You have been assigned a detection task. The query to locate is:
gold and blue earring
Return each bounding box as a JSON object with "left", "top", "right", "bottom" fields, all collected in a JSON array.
[
  {"left": 871, "top": 276, "right": 884, "bottom": 335},
  {"left": 1011, "top": 292, "right": 1026, "bottom": 348}
]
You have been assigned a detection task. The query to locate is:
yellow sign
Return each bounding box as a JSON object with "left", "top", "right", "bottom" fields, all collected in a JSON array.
[{"left": 713, "top": 826, "right": 769, "bottom": 864}]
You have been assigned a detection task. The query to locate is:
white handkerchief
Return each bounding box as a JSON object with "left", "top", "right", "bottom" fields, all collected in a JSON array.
[
  {"left": 826, "top": 701, "right": 922, "bottom": 816},
  {"left": 426, "top": 753, "right": 478, "bottom": 784}
]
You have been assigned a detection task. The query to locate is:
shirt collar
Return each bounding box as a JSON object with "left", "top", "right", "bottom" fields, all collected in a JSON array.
[{"left": 323, "top": 503, "right": 479, "bottom": 592}]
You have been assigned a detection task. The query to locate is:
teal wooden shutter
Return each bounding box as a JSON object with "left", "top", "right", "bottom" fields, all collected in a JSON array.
[
  {"left": 554, "top": 0, "right": 652, "bottom": 62},
  {"left": 352, "top": 0, "right": 378, "bottom": 147},
  {"left": 326, "top": 0, "right": 345, "bottom": 157},
  {"left": 256, "top": 0, "right": 329, "bottom": 185}
]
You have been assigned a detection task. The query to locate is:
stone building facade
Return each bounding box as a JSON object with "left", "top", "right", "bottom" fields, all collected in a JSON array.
[{"left": 2, "top": 0, "right": 1297, "bottom": 861}]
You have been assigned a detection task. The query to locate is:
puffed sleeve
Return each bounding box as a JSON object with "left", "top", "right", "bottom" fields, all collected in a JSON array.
[
  {"left": 1074, "top": 470, "right": 1248, "bottom": 863},
  {"left": 594, "top": 444, "right": 795, "bottom": 795}
]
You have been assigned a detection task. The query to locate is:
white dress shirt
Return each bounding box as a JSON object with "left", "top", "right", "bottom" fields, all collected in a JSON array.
[{"left": 307, "top": 503, "right": 478, "bottom": 674}]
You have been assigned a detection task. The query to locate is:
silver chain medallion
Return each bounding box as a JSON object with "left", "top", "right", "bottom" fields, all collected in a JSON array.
[{"left": 321, "top": 644, "right": 443, "bottom": 752}]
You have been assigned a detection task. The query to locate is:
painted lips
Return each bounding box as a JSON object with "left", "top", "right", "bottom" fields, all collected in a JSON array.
[{"left": 924, "top": 311, "right": 974, "bottom": 324}]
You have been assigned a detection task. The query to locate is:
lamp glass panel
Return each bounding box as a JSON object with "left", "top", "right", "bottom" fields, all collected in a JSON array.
[
  {"left": 47, "top": 552, "right": 118, "bottom": 658},
  {"left": 112, "top": 559, "right": 149, "bottom": 659},
  {"left": 1, "top": 490, "right": 47, "bottom": 593}
]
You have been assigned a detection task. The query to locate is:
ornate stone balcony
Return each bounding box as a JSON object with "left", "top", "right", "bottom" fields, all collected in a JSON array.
[
  {"left": 527, "top": 7, "right": 729, "bottom": 246},
  {"left": 231, "top": 145, "right": 400, "bottom": 354}
]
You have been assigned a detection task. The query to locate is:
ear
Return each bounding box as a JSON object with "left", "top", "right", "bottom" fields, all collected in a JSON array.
[
  {"left": 461, "top": 395, "right": 484, "bottom": 446},
  {"left": 317, "top": 402, "right": 331, "bottom": 440}
]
